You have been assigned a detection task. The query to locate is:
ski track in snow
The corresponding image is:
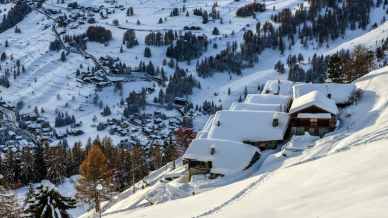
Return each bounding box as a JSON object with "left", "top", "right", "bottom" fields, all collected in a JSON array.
[{"left": 192, "top": 173, "right": 271, "bottom": 218}]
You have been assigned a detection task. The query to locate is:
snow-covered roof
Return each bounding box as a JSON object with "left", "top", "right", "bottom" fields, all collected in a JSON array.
[
  {"left": 293, "top": 83, "right": 356, "bottom": 104},
  {"left": 229, "top": 103, "right": 283, "bottom": 112},
  {"left": 245, "top": 94, "right": 291, "bottom": 108},
  {"left": 183, "top": 138, "right": 260, "bottom": 175},
  {"left": 262, "top": 80, "right": 294, "bottom": 96},
  {"left": 208, "top": 110, "right": 289, "bottom": 142},
  {"left": 289, "top": 91, "right": 339, "bottom": 115},
  {"left": 196, "top": 115, "right": 215, "bottom": 139}
]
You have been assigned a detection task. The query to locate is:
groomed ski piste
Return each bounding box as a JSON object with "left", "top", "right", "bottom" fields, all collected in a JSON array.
[{"left": 78, "top": 64, "right": 388, "bottom": 218}]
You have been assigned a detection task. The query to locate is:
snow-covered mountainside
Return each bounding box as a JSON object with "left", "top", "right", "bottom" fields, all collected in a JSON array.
[
  {"left": 1, "top": 0, "right": 388, "bottom": 217},
  {"left": 0, "top": 0, "right": 387, "bottom": 147},
  {"left": 85, "top": 65, "right": 388, "bottom": 218}
]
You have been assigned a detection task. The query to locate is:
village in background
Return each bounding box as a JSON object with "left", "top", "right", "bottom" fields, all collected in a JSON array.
[{"left": 0, "top": 0, "right": 388, "bottom": 217}]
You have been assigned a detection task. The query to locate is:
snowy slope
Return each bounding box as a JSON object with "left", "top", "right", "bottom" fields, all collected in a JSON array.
[
  {"left": 103, "top": 140, "right": 388, "bottom": 218},
  {"left": 330, "top": 21, "right": 388, "bottom": 53},
  {"left": 90, "top": 66, "right": 388, "bottom": 218},
  {"left": 2, "top": 0, "right": 387, "bottom": 146}
]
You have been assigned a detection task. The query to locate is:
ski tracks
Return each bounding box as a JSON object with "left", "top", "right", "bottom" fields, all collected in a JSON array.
[{"left": 192, "top": 173, "right": 271, "bottom": 218}]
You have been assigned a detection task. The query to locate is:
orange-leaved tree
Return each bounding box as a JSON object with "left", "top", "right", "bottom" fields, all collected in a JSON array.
[{"left": 76, "top": 144, "right": 112, "bottom": 212}]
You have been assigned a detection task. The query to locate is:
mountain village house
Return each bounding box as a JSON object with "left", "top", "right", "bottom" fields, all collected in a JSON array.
[
  {"left": 183, "top": 80, "right": 357, "bottom": 178},
  {"left": 293, "top": 83, "right": 357, "bottom": 106},
  {"left": 289, "top": 91, "right": 339, "bottom": 136},
  {"left": 183, "top": 138, "right": 261, "bottom": 177}
]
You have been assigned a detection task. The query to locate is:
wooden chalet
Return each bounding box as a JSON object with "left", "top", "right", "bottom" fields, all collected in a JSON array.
[{"left": 289, "top": 91, "right": 339, "bottom": 137}]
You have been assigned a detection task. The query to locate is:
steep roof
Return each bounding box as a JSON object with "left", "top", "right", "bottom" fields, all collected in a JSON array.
[
  {"left": 293, "top": 83, "right": 356, "bottom": 104},
  {"left": 183, "top": 138, "right": 260, "bottom": 175},
  {"left": 229, "top": 102, "right": 283, "bottom": 112},
  {"left": 289, "top": 91, "right": 339, "bottom": 115},
  {"left": 207, "top": 110, "right": 289, "bottom": 142}
]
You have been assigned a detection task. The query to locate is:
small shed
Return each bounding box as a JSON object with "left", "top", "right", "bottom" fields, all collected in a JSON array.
[
  {"left": 183, "top": 139, "right": 261, "bottom": 177},
  {"left": 207, "top": 110, "right": 289, "bottom": 150},
  {"left": 289, "top": 91, "right": 338, "bottom": 136}
]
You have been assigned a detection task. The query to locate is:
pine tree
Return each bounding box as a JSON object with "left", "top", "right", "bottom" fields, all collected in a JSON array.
[
  {"left": 20, "top": 148, "right": 34, "bottom": 185},
  {"left": 33, "top": 144, "right": 47, "bottom": 182},
  {"left": 327, "top": 54, "right": 344, "bottom": 83},
  {"left": 123, "top": 29, "right": 138, "bottom": 48},
  {"left": 0, "top": 186, "right": 22, "bottom": 218},
  {"left": 26, "top": 185, "right": 76, "bottom": 218},
  {"left": 130, "top": 145, "right": 148, "bottom": 183},
  {"left": 163, "top": 140, "right": 178, "bottom": 164},
  {"left": 22, "top": 184, "right": 34, "bottom": 217},
  {"left": 68, "top": 142, "right": 85, "bottom": 176},
  {"left": 3, "top": 148, "right": 19, "bottom": 187},
  {"left": 150, "top": 145, "right": 162, "bottom": 170},
  {"left": 46, "top": 146, "right": 67, "bottom": 185},
  {"left": 144, "top": 47, "right": 152, "bottom": 58},
  {"left": 60, "top": 51, "right": 66, "bottom": 62},
  {"left": 212, "top": 27, "right": 220, "bottom": 35},
  {"left": 0, "top": 175, "right": 22, "bottom": 218}
]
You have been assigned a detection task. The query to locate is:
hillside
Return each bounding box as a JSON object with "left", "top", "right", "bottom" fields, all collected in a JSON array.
[
  {"left": 93, "top": 65, "right": 388, "bottom": 218},
  {"left": 0, "top": 0, "right": 387, "bottom": 217},
  {"left": 0, "top": 0, "right": 387, "bottom": 147}
]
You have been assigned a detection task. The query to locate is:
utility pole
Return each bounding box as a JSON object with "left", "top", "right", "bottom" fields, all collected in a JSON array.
[{"left": 96, "top": 183, "right": 103, "bottom": 218}]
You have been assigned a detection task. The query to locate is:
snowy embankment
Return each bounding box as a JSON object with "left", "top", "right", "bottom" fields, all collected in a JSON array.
[{"left": 93, "top": 66, "right": 388, "bottom": 218}]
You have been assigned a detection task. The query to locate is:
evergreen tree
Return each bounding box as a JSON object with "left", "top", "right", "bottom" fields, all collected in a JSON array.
[
  {"left": 33, "top": 144, "right": 47, "bottom": 183},
  {"left": 130, "top": 145, "right": 149, "bottom": 183},
  {"left": 212, "top": 27, "right": 220, "bottom": 35},
  {"left": 123, "top": 29, "right": 138, "bottom": 48},
  {"left": 60, "top": 51, "right": 66, "bottom": 62},
  {"left": 20, "top": 148, "right": 34, "bottom": 185},
  {"left": 144, "top": 47, "right": 152, "bottom": 58},
  {"left": 0, "top": 185, "right": 21, "bottom": 218},
  {"left": 26, "top": 185, "right": 76, "bottom": 218},
  {"left": 327, "top": 54, "right": 344, "bottom": 83},
  {"left": 127, "top": 7, "right": 134, "bottom": 16},
  {"left": 46, "top": 146, "right": 67, "bottom": 185}
]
